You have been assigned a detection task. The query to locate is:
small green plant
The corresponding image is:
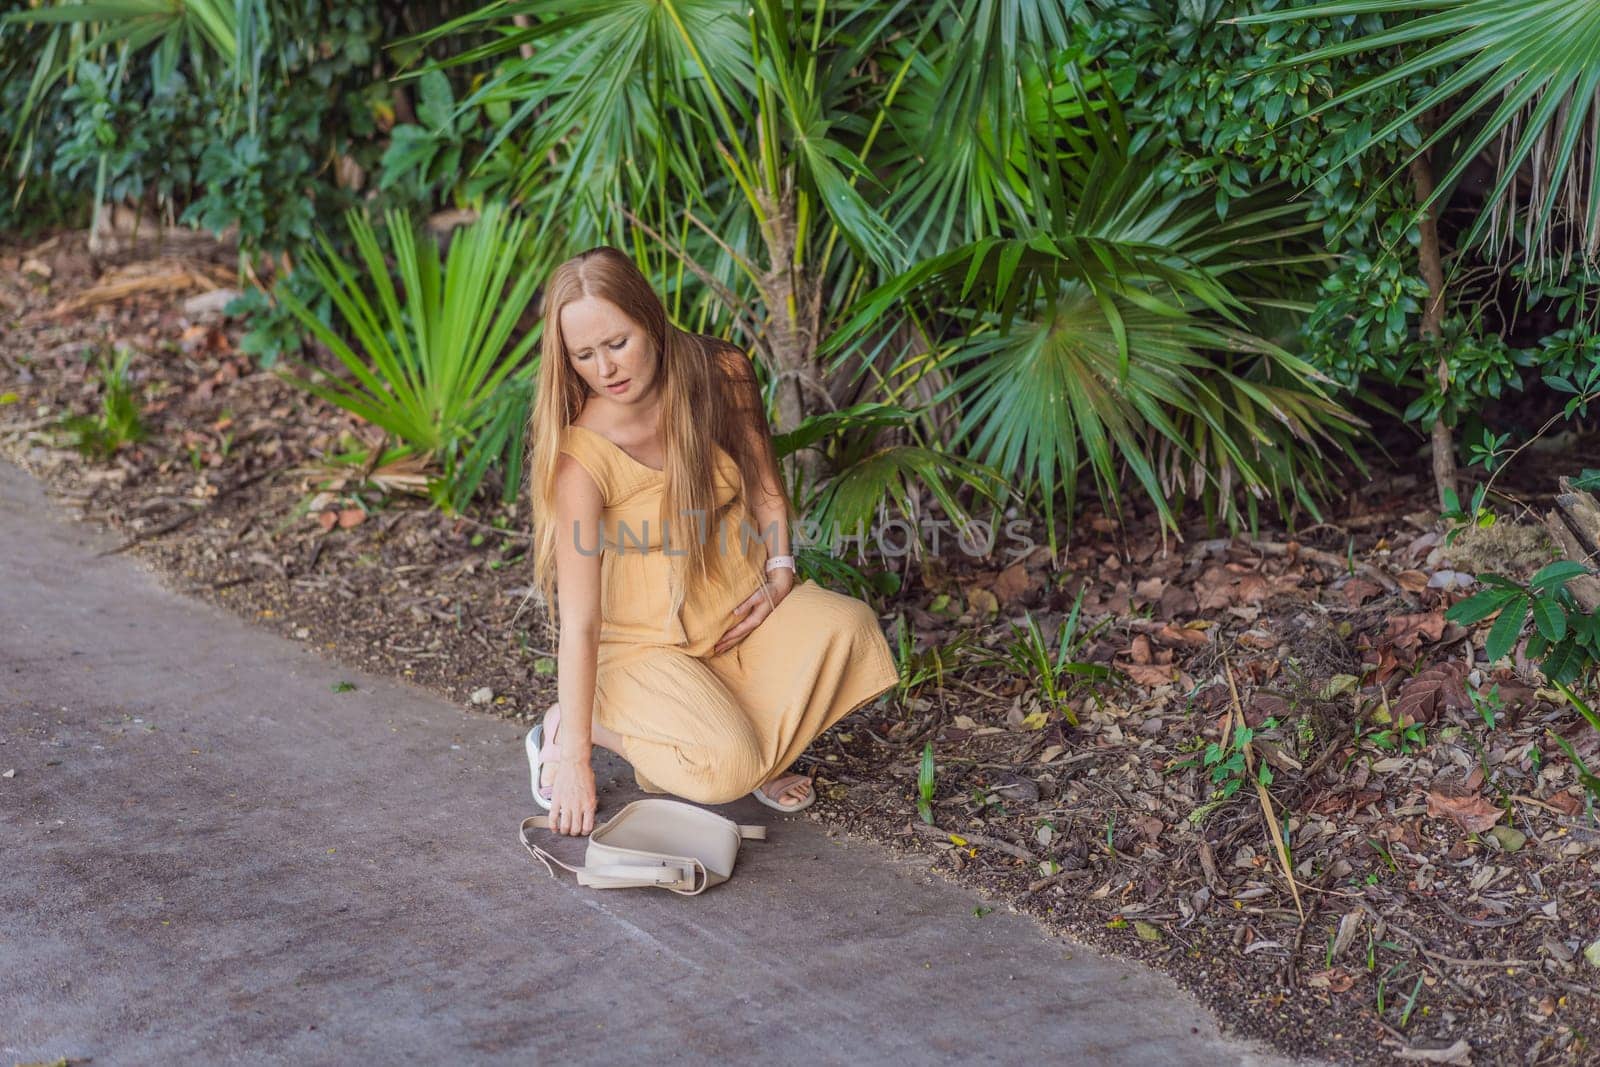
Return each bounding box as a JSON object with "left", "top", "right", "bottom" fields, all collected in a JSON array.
[
  {"left": 1185, "top": 716, "right": 1278, "bottom": 801},
  {"left": 1548, "top": 681, "right": 1600, "bottom": 811},
  {"left": 974, "top": 589, "right": 1111, "bottom": 726},
  {"left": 916, "top": 741, "right": 936, "bottom": 825},
  {"left": 1375, "top": 960, "right": 1406, "bottom": 1017},
  {"left": 59, "top": 346, "right": 146, "bottom": 461},
  {"left": 1367, "top": 836, "right": 1398, "bottom": 874},
  {"left": 1470, "top": 683, "right": 1505, "bottom": 729},
  {"left": 1367, "top": 719, "right": 1427, "bottom": 755},
  {"left": 1438, "top": 483, "right": 1495, "bottom": 546},
  {"left": 968, "top": 784, "right": 1005, "bottom": 816},
  {"left": 792, "top": 545, "right": 898, "bottom": 604},
  {"left": 891, "top": 615, "right": 978, "bottom": 705},
  {"left": 1398, "top": 973, "right": 1426, "bottom": 1029},
  {"left": 1446, "top": 562, "right": 1600, "bottom": 683}
]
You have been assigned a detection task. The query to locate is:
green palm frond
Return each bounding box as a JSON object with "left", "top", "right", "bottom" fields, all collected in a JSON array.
[
  {"left": 3, "top": 0, "right": 244, "bottom": 65},
  {"left": 1233, "top": 0, "right": 1600, "bottom": 274},
  {"left": 831, "top": 265, "right": 1360, "bottom": 549},
  {"left": 274, "top": 202, "right": 551, "bottom": 512},
  {"left": 1161, "top": 353, "right": 1369, "bottom": 533},
  {"left": 771, "top": 400, "right": 1013, "bottom": 550},
  {"left": 403, "top": 0, "right": 755, "bottom": 228},
  {"left": 3, "top": 0, "right": 262, "bottom": 188},
  {"left": 874, "top": 1, "right": 1086, "bottom": 254},
  {"left": 820, "top": 72, "right": 1359, "bottom": 549},
  {"left": 770, "top": 401, "right": 922, "bottom": 460},
  {"left": 806, "top": 443, "right": 1014, "bottom": 558}
]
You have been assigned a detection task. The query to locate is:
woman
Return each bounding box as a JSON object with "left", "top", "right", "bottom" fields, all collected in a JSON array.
[{"left": 522, "top": 246, "right": 901, "bottom": 837}]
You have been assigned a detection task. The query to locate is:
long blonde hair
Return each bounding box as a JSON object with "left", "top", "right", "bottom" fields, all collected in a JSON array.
[{"left": 523, "top": 246, "right": 785, "bottom": 636}]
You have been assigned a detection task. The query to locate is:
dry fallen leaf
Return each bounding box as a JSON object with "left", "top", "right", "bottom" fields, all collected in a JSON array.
[
  {"left": 1394, "top": 661, "right": 1471, "bottom": 724},
  {"left": 1237, "top": 628, "right": 1279, "bottom": 650},
  {"left": 1546, "top": 790, "right": 1582, "bottom": 816},
  {"left": 1384, "top": 611, "right": 1447, "bottom": 654},
  {"left": 993, "top": 563, "right": 1035, "bottom": 605},
  {"left": 1393, "top": 1038, "right": 1472, "bottom": 1065},
  {"left": 1196, "top": 566, "right": 1233, "bottom": 611},
  {"left": 1234, "top": 573, "right": 1270, "bottom": 604},
  {"left": 966, "top": 587, "right": 999, "bottom": 615},
  {"left": 1341, "top": 577, "right": 1384, "bottom": 607},
  {"left": 1305, "top": 968, "right": 1356, "bottom": 993},
  {"left": 1154, "top": 622, "right": 1209, "bottom": 649},
  {"left": 1427, "top": 790, "right": 1502, "bottom": 834},
  {"left": 1122, "top": 663, "right": 1176, "bottom": 687},
  {"left": 1396, "top": 569, "right": 1430, "bottom": 594}
]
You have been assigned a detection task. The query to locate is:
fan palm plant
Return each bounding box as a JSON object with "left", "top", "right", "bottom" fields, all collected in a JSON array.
[
  {"left": 1232, "top": 0, "right": 1600, "bottom": 279},
  {"left": 403, "top": 1, "right": 1083, "bottom": 444},
  {"left": 274, "top": 202, "right": 553, "bottom": 513},
  {"left": 769, "top": 400, "right": 1014, "bottom": 556},
  {"left": 824, "top": 90, "right": 1365, "bottom": 552},
  {"left": 407, "top": 2, "right": 1361, "bottom": 550}
]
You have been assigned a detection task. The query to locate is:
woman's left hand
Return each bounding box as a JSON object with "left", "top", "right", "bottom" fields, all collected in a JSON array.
[{"left": 714, "top": 568, "right": 794, "bottom": 654}]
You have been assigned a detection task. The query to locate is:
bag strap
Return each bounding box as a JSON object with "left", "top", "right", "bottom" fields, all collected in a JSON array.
[{"left": 520, "top": 816, "right": 704, "bottom": 893}]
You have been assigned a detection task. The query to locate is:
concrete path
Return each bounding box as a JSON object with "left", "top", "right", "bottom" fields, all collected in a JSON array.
[{"left": 1, "top": 456, "right": 1295, "bottom": 1066}]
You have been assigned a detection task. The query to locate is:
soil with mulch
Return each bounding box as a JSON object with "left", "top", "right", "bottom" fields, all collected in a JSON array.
[{"left": 5, "top": 229, "right": 1600, "bottom": 1067}]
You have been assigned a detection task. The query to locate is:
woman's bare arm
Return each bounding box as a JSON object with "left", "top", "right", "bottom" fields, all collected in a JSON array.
[
  {"left": 716, "top": 344, "right": 791, "bottom": 562},
  {"left": 550, "top": 449, "right": 606, "bottom": 833}
]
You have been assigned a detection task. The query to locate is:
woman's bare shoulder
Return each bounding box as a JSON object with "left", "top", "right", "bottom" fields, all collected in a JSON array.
[{"left": 555, "top": 423, "right": 611, "bottom": 502}]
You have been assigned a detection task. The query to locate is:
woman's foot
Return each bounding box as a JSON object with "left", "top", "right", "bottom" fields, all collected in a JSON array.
[{"left": 754, "top": 770, "right": 814, "bottom": 811}]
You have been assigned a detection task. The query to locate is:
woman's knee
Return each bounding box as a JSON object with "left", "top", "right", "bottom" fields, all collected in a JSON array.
[
  {"left": 664, "top": 729, "right": 765, "bottom": 805},
  {"left": 806, "top": 584, "right": 881, "bottom": 631},
  {"left": 845, "top": 596, "right": 883, "bottom": 636}
]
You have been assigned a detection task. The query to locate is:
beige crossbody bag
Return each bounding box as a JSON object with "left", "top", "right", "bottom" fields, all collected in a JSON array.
[{"left": 520, "top": 797, "right": 767, "bottom": 896}]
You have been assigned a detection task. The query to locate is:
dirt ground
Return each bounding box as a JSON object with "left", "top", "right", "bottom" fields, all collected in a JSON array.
[{"left": 4, "top": 229, "right": 1598, "bottom": 1066}]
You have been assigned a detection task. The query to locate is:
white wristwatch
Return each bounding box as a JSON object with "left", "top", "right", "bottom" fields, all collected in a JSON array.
[{"left": 764, "top": 554, "right": 796, "bottom": 575}]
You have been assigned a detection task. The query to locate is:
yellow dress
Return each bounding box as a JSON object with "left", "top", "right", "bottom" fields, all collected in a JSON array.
[{"left": 557, "top": 422, "right": 901, "bottom": 804}]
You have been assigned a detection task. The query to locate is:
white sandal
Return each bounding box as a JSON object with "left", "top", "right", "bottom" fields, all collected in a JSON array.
[
  {"left": 525, "top": 711, "right": 559, "bottom": 812},
  {"left": 751, "top": 772, "right": 815, "bottom": 814}
]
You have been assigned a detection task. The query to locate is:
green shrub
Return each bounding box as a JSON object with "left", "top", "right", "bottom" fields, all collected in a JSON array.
[
  {"left": 58, "top": 346, "right": 146, "bottom": 461},
  {"left": 273, "top": 202, "right": 547, "bottom": 513}
]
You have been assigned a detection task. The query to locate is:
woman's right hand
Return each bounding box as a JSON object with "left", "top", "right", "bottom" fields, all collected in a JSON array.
[{"left": 548, "top": 757, "right": 597, "bottom": 836}]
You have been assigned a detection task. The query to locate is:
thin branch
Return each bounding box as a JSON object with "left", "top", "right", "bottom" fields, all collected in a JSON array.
[{"left": 614, "top": 201, "right": 774, "bottom": 367}]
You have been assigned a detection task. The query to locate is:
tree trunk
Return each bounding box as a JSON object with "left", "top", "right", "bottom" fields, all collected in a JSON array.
[
  {"left": 754, "top": 183, "right": 825, "bottom": 496},
  {"left": 1410, "top": 135, "right": 1456, "bottom": 507},
  {"left": 1545, "top": 477, "right": 1600, "bottom": 613}
]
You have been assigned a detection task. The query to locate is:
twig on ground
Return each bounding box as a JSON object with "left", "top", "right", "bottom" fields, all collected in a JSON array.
[
  {"left": 1361, "top": 905, "right": 1537, "bottom": 969},
  {"left": 96, "top": 461, "right": 293, "bottom": 556},
  {"left": 910, "top": 821, "right": 1038, "bottom": 864},
  {"left": 1025, "top": 868, "right": 1094, "bottom": 893},
  {"left": 1225, "top": 656, "right": 1304, "bottom": 920},
  {"left": 1435, "top": 902, "right": 1528, "bottom": 930},
  {"left": 1247, "top": 539, "right": 1410, "bottom": 599},
  {"left": 447, "top": 509, "right": 532, "bottom": 545}
]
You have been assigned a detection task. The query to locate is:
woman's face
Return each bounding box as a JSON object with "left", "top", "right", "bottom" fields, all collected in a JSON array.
[{"left": 560, "top": 295, "right": 656, "bottom": 404}]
